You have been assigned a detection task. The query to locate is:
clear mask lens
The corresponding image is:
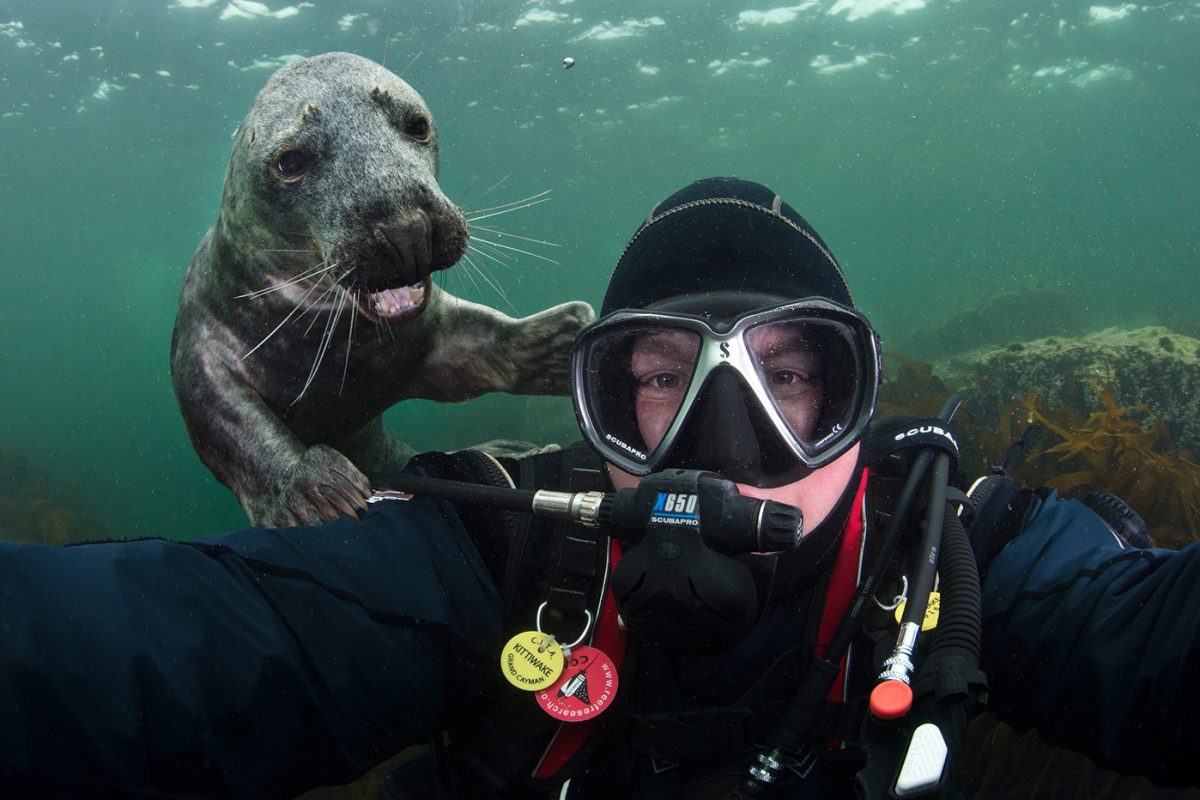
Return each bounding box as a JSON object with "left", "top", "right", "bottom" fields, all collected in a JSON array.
[
  {"left": 582, "top": 326, "right": 702, "bottom": 465},
  {"left": 744, "top": 317, "right": 865, "bottom": 457}
]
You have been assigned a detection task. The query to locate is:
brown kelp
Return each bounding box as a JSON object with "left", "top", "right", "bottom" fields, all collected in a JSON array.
[
  {"left": 1018, "top": 387, "right": 1200, "bottom": 549},
  {"left": 0, "top": 443, "right": 109, "bottom": 545}
]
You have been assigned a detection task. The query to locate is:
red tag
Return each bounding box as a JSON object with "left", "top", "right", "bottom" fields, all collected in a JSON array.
[{"left": 535, "top": 646, "right": 619, "bottom": 723}]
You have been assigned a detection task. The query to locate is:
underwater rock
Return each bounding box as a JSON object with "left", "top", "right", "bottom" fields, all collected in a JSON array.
[
  {"left": 888, "top": 287, "right": 1086, "bottom": 362},
  {"left": 0, "top": 444, "right": 109, "bottom": 545},
  {"left": 880, "top": 329, "right": 1200, "bottom": 548},
  {"left": 951, "top": 326, "right": 1200, "bottom": 455}
]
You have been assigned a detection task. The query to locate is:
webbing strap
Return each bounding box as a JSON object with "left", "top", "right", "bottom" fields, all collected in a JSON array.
[
  {"left": 446, "top": 445, "right": 619, "bottom": 794},
  {"left": 533, "top": 538, "right": 628, "bottom": 780},
  {"left": 816, "top": 467, "right": 870, "bottom": 705},
  {"left": 539, "top": 447, "right": 608, "bottom": 628},
  {"left": 545, "top": 534, "right": 602, "bottom": 615}
]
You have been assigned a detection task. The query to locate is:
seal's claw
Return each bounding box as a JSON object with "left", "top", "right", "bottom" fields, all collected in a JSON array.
[
  {"left": 256, "top": 444, "right": 373, "bottom": 527},
  {"left": 320, "top": 485, "right": 364, "bottom": 520},
  {"left": 331, "top": 469, "right": 372, "bottom": 511}
]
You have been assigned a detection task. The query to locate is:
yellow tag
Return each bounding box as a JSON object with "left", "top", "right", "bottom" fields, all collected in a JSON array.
[
  {"left": 500, "top": 631, "right": 565, "bottom": 691},
  {"left": 894, "top": 591, "right": 940, "bottom": 631}
]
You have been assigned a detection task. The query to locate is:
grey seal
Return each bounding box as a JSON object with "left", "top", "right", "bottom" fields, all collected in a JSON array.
[{"left": 170, "top": 52, "right": 593, "bottom": 527}]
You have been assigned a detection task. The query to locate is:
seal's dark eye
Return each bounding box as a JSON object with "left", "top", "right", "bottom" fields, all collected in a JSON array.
[
  {"left": 405, "top": 116, "right": 431, "bottom": 142},
  {"left": 274, "top": 149, "right": 314, "bottom": 183}
]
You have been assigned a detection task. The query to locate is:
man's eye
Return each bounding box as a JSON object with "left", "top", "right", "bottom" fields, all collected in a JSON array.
[
  {"left": 768, "top": 369, "right": 819, "bottom": 393},
  {"left": 640, "top": 372, "right": 682, "bottom": 390}
]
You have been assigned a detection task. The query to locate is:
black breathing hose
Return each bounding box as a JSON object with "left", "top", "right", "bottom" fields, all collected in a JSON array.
[
  {"left": 902, "top": 453, "right": 951, "bottom": 632},
  {"left": 924, "top": 507, "right": 982, "bottom": 668},
  {"left": 852, "top": 500, "right": 984, "bottom": 800},
  {"left": 909, "top": 505, "right": 983, "bottom": 739},
  {"left": 376, "top": 472, "right": 537, "bottom": 513}
]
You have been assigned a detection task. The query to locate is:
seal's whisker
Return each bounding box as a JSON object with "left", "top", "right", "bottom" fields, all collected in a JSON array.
[
  {"left": 465, "top": 196, "right": 552, "bottom": 223},
  {"left": 467, "top": 241, "right": 516, "bottom": 267},
  {"left": 446, "top": 256, "right": 477, "bottom": 293},
  {"left": 466, "top": 172, "right": 512, "bottom": 207},
  {"left": 301, "top": 280, "right": 344, "bottom": 336},
  {"left": 456, "top": 253, "right": 490, "bottom": 297},
  {"left": 236, "top": 261, "right": 339, "bottom": 300},
  {"left": 294, "top": 291, "right": 348, "bottom": 405},
  {"left": 339, "top": 298, "right": 356, "bottom": 396},
  {"left": 240, "top": 279, "right": 324, "bottom": 361},
  {"left": 434, "top": 270, "right": 463, "bottom": 310},
  {"left": 397, "top": 50, "right": 423, "bottom": 79},
  {"left": 470, "top": 235, "right": 561, "bottom": 266},
  {"left": 283, "top": 229, "right": 337, "bottom": 247},
  {"left": 463, "top": 188, "right": 550, "bottom": 217},
  {"left": 434, "top": 267, "right": 471, "bottom": 313},
  {"left": 331, "top": 263, "right": 355, "bottom": 290},
  {"left": 468, "top": 225, "right": 560, "bottom": 249},
  {"left": 462, "top": 253, "right": 518, "bottom": 314},
  {"left": 433, "top": 262, "right": 453, "bottom": 295},
  {"left": 353, "top": 287, "right": 385, "bottom": 344}
]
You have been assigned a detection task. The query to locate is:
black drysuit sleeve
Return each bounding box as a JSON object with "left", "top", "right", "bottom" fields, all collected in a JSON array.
[
  {"left": 0, "top": 494, "right": 502, "bottom": 798},
  {"left": 981, "top": 491, "right": 1200, "bottom": 786}
]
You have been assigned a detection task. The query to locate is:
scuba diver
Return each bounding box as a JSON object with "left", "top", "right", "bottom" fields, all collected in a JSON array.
[{"left": 0, "top": 178, "right": 1198, "bottom": 799}]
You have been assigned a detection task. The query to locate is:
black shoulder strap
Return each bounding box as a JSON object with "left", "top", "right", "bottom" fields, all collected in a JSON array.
[
  {"left": 496, "top": 443, "right": 605, "bottom": 618},
  {"left": 865, "top": 415, "right": 959, "bottom": 472},
  {"left": 446, "top": 444, "right": 615, "bottom": 795}
]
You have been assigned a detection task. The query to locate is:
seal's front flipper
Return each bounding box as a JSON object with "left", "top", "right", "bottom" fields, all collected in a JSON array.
[
  {"left": 413, "top": 297, "right": 595, "bottom": 400},
  {"left": 473, "top": 439, "right": 563, "bottom": 458},
  {"left": 501, "top": 300, "right": 596, "bottom": 395},
  {"left": 254, "top": 444, "right": 373, "bottom": 527}
]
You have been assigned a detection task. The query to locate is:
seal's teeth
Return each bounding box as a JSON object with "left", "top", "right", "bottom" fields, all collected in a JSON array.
[{"left": 367, "top": 282, "right": 428, "bottom": 319}]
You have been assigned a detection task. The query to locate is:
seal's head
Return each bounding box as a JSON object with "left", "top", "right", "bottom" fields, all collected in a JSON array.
[{"left": 220, "top": 51, "right": 466, "bottom": 322}]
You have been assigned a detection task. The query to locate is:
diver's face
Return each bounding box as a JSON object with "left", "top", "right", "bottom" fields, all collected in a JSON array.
[
  {"left": 628, "top": 325, "right": 825, "bottom": 453},
  {"left": 616, "top": 325, "right": 854, "bottom": 534}
]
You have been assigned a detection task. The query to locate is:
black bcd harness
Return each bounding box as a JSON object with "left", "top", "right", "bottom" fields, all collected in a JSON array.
[{"left": 394, "top": 414, "right": 1008, "bottom": 799}]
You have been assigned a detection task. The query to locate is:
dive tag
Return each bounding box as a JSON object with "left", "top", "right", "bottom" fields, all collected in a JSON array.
[
  {"left": 895, "top": 591, "right": 940, "bottom": 631},
  {"left": 535, "top": 645, "right": 619, "bottom": 722},
  {"left": 500, "top": 631, "right": 564, "bottom": 691}
]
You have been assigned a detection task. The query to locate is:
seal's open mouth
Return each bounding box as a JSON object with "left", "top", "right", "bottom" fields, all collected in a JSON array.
[{"left": 361, "top": 279, "right": 429, "bottom": 320}]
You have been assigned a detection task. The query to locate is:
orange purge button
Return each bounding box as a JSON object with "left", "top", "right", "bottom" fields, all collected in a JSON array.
[{"left": 870, "top": 679, "right": 913, "bottom": 721}]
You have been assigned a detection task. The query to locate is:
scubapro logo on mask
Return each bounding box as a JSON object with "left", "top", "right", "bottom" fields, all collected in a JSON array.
[
  {"left": 650, "top": 492, "right": 700, "bottom": 527},
  {"left": 605, "top": 433, "right": 647, "bottom": 461}
]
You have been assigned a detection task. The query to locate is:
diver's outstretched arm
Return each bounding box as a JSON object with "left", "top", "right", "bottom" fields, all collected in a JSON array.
[
  {"left": 0, "top": 497, "right": 500, "bottom": 798},
  {"left": 980, "top": 492, "right": 1200, "bottom": 785}
]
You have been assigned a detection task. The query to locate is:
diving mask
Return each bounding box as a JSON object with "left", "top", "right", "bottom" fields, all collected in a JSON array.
[{"left": 572, "top": 296, "right": 882, "bottom": 488}]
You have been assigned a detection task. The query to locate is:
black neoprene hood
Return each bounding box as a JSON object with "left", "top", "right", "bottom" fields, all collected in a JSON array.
[{"left": 601, "top": 177, "right": 854, "bottom": 316}]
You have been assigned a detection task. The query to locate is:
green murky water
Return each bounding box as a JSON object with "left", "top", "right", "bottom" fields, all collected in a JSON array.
[{"left": 1, "top": 0, "right": 1197, "bottom": 538}]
